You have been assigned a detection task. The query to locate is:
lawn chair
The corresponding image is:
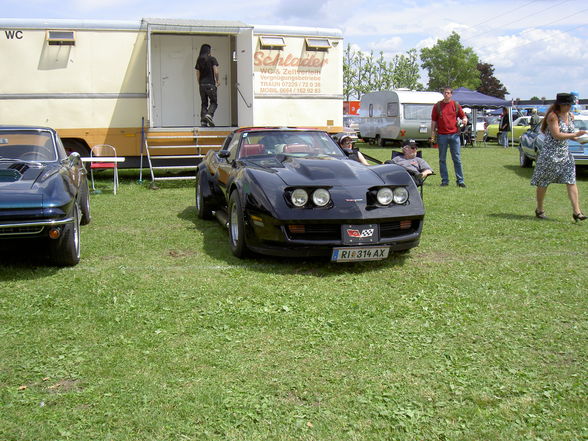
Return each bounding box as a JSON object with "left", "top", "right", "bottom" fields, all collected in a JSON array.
[
  {"left": 473, "top": 130, "right": 487, "bottom": 147},
  {"left": 386, "top": 150, "right": 434, "bottom": 197},
  {"left": 89, "top": 144, "right": 119, "bottom": 194}
]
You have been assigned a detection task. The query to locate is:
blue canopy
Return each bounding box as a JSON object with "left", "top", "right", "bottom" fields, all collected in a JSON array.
[{"left": 451, "top": 87, "right": 510, "bottom": 108}]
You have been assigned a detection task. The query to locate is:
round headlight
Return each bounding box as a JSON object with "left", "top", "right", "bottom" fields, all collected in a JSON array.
[
  {"left": 376, "top": 187, "right": 394, "bottom": 205},
  {"left": 312, "top": 188, "right": 331, "bottom": 207},
  {"left": 291, "top": 188, "right": 309, "bottom": 207},
  {"left": 393, "top": 187, "right": 409, "bottom": 204}
]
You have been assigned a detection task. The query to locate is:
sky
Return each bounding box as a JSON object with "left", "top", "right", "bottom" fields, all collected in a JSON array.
[{"left": 3, "top": 0, "right": 588, "bottom": 100}]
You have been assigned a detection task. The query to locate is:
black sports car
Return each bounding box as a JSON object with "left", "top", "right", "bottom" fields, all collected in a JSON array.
[
  {"left": 196, "top": 128, "right": 425, "bottom": 262},
  {"left": 0, "top": 126, "right": 91, "bottom": 266}
]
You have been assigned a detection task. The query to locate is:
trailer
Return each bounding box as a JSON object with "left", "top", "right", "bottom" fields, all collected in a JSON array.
[
  {"left": 359, "top": 89, "right": 443, "bottom": 146},
  {"left": 0, "top": 18, "right": 343, "bottom": 180}
]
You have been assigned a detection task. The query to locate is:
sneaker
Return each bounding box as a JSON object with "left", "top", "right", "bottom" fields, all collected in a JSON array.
[
  {"left": 204, "top": 114, "right": 215, "bottom": 127},
  {"left": 201, "top": 120, "right": 209, "bottom": 127},
  {"left": 440, "top": 182, "right": 449, "bottom": 187},
  {"left": 457, "top": 182, "right": 467, "bottom": 188}
]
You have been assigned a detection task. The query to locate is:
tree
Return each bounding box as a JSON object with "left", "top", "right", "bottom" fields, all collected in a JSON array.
[
  {"left": 343, "top": 45, "right": 423, "bottom": 97},
  {"left": 476, "top": 62, "right": 508, "bottom": 99},
  {"left": 420, "top": 32, "right": 480, "bottom": 91}
]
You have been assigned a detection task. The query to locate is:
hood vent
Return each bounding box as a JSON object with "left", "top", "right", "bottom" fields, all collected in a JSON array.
[
  {"left": 8, "top": 162, "right": 30, "bottom": 174},
  {"left": 0, "top": 168, "right": 23, "bottom": 182}
]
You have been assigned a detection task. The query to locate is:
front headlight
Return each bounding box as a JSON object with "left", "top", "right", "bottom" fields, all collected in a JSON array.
[
  {"left": 291, "top": 188, "right": 309, "bottom": 207},
  {"left": 393, "top": 187, "right": 409, "bottom": 204},
  {"left": 312, "top": 188, "right": 330, "bottom": 207},
  {"left": 376, "top": 187, "right": 394, "bottom": 205}
]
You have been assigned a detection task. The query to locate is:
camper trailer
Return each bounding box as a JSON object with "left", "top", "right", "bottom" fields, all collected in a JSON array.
[
  {"left": 359, "top": 90, "right": 443, "bottom": 146},
  {"left": 0, "top": 19, "right": 343, "bottom": 176}
]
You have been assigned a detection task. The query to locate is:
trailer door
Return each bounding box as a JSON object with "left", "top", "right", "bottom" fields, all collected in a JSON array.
[{"left": 151, "top": 34, "right": 231, "bottom": 127}]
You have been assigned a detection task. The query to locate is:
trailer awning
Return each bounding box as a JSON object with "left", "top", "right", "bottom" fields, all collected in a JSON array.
[{"left": 142, "top": 18, "right": 252, "bottom": 35}]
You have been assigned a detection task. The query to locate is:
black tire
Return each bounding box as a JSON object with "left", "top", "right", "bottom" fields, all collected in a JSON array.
[
  {"left": 195, "top": 171, "right": 213, "bottom": 220},
  {"left": 377, "top": 136, "right": 386, "bottom": 147},
  {"left": 228, "top": 191, "right": 249, "bottom": 258},
  {"left": 79, "top": 182, "right": 92, "bottom": 225},
  {"left": 519, "top": 149, "right": 533, "bottom": 168},
  {"left": 49, "top": 203, "right": 81, "bottom": 266}
]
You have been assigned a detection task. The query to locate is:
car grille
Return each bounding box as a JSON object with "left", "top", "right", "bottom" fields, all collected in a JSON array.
[
  {"left": 286, "top": 220, "right": 420, "bottom": 241},
  {"left": 0, "top": 225, "right": 44, "bottom": 236}
]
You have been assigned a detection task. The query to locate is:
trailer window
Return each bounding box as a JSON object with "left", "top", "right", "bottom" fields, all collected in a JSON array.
[
  {"left": 305, "top": 38, "right": 331, "bottom": 50},
  {"left": 403, "top": 104, "right": 434, "bottom": 120},
  {"left": 259, "top": 36, "right": 286, "bottom": 48},
  {"left": 46, "top": 30, "right": 75, "bottom": 46},
  {"left": 387, "top": 103, "right": 399, "bottom": 117}
]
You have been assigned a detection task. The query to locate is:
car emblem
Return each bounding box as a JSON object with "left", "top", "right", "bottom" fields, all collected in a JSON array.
[
  {"left": 346, "top": 228, "right": 374, "bottom": 238},
  {"left": 345, "top": 198, "right": 363, "bottom": 202}
]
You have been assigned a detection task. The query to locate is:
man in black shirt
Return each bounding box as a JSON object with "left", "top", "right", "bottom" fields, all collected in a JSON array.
[{"left": 195, "top": 44, "right": 220, "bottom": 127}]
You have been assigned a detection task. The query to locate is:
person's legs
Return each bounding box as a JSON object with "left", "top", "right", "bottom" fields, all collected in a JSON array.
[
  {"left": 448, "top": 133, "right": 464, "bottom": 185},
  {"left": 536, "top": 186, "right": 547, "bottom": 213},
  {"left": 199, "top": 84, "right": 209, "bottom": 125},
  {"left": 437, "top": 134, "right": 449, "bottom": 185},
  {"left": 207, "top": 85, "right": 218, "bottom": 117},
  {"left": 566, "top": 183, "right": 582, "bottom": 214}
]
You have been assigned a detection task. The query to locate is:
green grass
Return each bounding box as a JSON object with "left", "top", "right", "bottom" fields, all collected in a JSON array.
[{"left": 1, "top": 144, "right": 587, "bottom": 440}]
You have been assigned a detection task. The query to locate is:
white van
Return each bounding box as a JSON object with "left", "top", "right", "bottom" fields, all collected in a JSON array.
[{"left": 359, "top": 90, "right": 443, "bottom": 146}]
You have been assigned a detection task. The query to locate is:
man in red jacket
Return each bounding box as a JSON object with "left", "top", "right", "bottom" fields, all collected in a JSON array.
[{"left": 431, "top": 87, "right": 467, "bottom": 187}]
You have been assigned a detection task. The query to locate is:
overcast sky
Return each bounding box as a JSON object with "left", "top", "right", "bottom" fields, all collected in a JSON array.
[{"left": 3, "top": 0, "right": 588, "bottom": 100}]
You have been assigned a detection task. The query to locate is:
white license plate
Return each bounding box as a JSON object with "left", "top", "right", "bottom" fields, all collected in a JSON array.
[
  {"left": 419, "top": 127, "right": 427, "bottom": 133},
  {"left": 331, "top": 246, "right": 390, "bottom": 262}
]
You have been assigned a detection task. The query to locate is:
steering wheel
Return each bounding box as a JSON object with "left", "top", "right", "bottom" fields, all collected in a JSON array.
[{"left": 20, "top": 150, "right": 50, "bottom": 161}]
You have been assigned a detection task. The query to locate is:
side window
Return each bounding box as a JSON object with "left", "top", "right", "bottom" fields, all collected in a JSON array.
[{"left": 387, "top": 103, "right": 399, "bottom": 117}]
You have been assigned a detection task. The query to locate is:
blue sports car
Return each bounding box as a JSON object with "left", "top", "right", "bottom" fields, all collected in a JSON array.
[
  {"left": 518, "top": 115, "right": 588, "bottom": 168},
  {"left": 0, "top": 126, "right": 91, "bottom": 266}
]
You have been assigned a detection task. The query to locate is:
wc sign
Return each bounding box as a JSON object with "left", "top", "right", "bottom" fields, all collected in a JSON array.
[{"left": 5, "top": 30, "right": 24, "bottom": 40}]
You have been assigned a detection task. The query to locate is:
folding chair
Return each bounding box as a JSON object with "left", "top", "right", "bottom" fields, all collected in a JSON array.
[
  {"left": 473, "top": 130, "right": 487, "bottom": 147},
  {"left": 90, "top": 144, "right": 119, "bottom": 194},
  {"left": 387, "top": 150, "right": 434, "bottom": 197}
]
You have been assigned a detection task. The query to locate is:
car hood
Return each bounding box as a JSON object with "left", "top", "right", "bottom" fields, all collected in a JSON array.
[
  {"left": 0, "top": 161, "right": 49, "bottom": 191},
  {"left": 251, "top": 156, "right": 387, "bottom": 187}
]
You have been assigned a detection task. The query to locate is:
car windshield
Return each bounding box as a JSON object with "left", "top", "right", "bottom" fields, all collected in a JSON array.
[
  {"left": 238, "top": 131, "right": 347, "bottom": 159},
  {"left": 0, "top": 130, "right": 57, "bottom": 162}
]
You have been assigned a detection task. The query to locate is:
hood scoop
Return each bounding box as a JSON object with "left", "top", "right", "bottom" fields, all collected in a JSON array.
[{"left": 0, "top": 168, "right": 23, "bottom": 182}]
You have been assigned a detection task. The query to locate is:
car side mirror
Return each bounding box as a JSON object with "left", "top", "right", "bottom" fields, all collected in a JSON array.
[{"left": 218, "top": 150, "right": 230, "bottom": 159}]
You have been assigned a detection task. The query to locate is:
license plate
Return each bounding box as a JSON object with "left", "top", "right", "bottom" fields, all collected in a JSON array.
[
  {"left": 331, "top": 246, "right": 390, "bottom": 262},
  {"left": 419, "top": 127, "right": 427, "bottom": 133}
]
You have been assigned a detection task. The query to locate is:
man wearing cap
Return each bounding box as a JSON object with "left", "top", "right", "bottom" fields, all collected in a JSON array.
[
  {"left": 391, "top": 140, "right": 434, "bottom": 182},
  {"left": 431, "top": 87, "right": 467, "bottom": 187}
]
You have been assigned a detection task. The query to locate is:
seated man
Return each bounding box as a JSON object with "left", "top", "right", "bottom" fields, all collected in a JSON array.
[
  {"left": 391, "top": 139, "right": 434, "bottom": 183},
  {"left": 338, "top": 135, "right": 369, "bottom": 165}
]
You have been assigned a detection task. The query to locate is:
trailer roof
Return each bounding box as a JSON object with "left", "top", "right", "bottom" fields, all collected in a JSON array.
[{"left": 0, "top": 18, "right": 340, "bottom": 37}]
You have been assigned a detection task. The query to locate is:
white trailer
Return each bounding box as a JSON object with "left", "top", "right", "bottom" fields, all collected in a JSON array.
[
  {"left": 359, "top": 89, "right": 443, "bottom": 146},
  {"left": 0, "top": 18, "right": 343, "bottom": 169}
]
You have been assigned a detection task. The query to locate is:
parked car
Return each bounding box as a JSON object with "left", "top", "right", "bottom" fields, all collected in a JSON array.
[
  {"left": 487, "top": 116, "right": 541, "bottom": 142},
  {"left": 0, "top": 126, "right": 91, "bottom": 265},
  {"left": 518, "top": 115, "right": 588, "bottom": 168},
  {"left": 195, "top": 127, "right": 425, "bottom": 262}
]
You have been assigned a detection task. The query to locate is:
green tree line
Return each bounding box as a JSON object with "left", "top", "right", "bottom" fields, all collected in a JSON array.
[{"left": 344, "top": 32, "right": 508, "bottom": 100}]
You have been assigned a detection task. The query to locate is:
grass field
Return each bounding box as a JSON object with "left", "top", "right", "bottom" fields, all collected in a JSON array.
[{"left": 1, "top": 144, "right": 587, "bottom": 440}]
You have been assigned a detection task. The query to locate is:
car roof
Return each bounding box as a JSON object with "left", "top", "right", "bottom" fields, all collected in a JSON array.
[{"left": 0, "top": 125, "right": 57, "bottom": 132}]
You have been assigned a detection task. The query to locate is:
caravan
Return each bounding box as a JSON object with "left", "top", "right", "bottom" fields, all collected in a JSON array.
[
  {"left": 359, "top": 90, "right": 443, "bottom": 146},
  {"left": 0, "top": 18, "right": 343, "bottom": 172}
]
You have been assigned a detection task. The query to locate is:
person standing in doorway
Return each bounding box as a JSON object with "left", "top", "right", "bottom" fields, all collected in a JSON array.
[
  {"left": 498, "top": 107, "right": 510, "bottom": 148},
  {"left": 195, "top": 44, "right": 220, "bottom": 127},
  {"left": 431, "top": 87, "right": 467, "bottom": 187}
]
